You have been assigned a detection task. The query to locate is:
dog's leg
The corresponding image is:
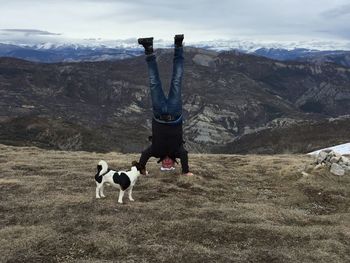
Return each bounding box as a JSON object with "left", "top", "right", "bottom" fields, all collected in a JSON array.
[
  {"left": 128, "top": 186, "right": 134, "bottom": 202},
  {"left": 118, "top": 190, "right": 125, "bottom": 204},
  {"left": 99, "top": 184, "right": 106, "bottom": 198},
  {"left": 96, "top": 184, "right": 101, "bottom": 199}
]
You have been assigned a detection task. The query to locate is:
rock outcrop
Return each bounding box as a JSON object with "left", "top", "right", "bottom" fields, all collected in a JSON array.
[{"left": 313, "top": 149, "right": 350, "bottom": 176}]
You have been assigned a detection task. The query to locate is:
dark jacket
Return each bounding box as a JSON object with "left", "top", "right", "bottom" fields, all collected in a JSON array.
[
  {"left": 139, "top": 118, "right": 189, "bottom": 173},
  {"left": 151, "top": 118, "right": 183, "bottom": 157}
]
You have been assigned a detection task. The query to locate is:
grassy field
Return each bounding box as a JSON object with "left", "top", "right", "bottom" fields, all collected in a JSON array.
[{"left": 0, "top": 144, "right": 349, "bottom": 263}]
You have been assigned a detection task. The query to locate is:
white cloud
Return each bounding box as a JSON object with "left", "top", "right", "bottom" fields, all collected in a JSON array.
[
  {"left": 1, "top": 29, "right": 61, "bottom": 36},
  {"left": 321, "top": 4, "right": 350, "bottom": 18},
  {"left": 1, "top": 0, "right": 350, "bottom": 43}
]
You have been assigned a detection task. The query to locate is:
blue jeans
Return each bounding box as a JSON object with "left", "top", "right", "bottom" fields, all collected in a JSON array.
[{"left": 146, "top": 47, "right": 183, "bottom": 124}]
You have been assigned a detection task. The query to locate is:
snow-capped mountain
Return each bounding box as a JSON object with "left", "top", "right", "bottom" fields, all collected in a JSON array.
[
  {"left": 193, "top": 39, "right": 350, "bottom": 52},
  {"left": 1, "top": 38, "right": 350, "bottom": 64},
  {"left": 253, "top": 48, "right": 350, "bottom": 67},
  {"left": 0, "top": 42, "right": 144, "bottom": 63},
  {"left": 3, "top": 37, "right": 350, "bottom": 51}
]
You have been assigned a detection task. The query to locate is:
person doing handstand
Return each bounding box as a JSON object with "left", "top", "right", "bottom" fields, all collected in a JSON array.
[{"left": 138, "top": 34, "right": 193, "bottom": 176}]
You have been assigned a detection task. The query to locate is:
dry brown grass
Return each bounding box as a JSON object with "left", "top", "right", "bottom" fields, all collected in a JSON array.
[{"left": 0, "top": 144, "right": 349, "bottom": 263}]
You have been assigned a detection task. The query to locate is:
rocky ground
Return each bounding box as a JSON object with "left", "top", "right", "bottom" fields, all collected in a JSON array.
[{"left": 1, "top": 144, "right": 349, "bottom": 262}]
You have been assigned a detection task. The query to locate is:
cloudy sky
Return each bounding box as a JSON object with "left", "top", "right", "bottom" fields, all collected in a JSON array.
[{"left": 1, "top": 0, "right": 350, "bottom": 44}]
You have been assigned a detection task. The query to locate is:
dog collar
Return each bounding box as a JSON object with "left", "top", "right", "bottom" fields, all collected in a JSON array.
[{"left": 100, "top": 169, "right": 111, "bottom": 177}]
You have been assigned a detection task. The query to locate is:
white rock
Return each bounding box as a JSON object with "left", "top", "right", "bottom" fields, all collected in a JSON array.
[
  {"left": 301, "top": 171, "right": 310, "bottom": 177},
  {"left": 330, "top": 156, "right": 341, "bottom": 163},
  {"left": 314, "top": 164, "right": 324, "bottom": 170},
  {"left": 326, "top": 151, "right": 335, "bottom": 160},
  {"left": 317, "top": 151, "right": 328, "bottom": 163},
  {"left": 335, "top": 152, "right": 342, "bottom": 157},
  {"left": 330, "top": 163, "right": 345, "bottom": 176},
  {"left": 340, "top": 163, "right": 349, "bottom": 169},
  {"left": 340, "top": 156, "right": 350, "bottom": 165}
]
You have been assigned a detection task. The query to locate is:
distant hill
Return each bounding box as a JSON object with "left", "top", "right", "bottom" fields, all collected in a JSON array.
[
  {"left": 0, "top": 43, "right": 142, "bottom": 63},
  {"left": 0, "top": 48, "right": 349, "bottom": 153},
  {"left": 253, "top": 48, "right": 350, "bottom": 68},
  {"left": 214, "top": 116, "right": 350, "bottom": 154},
  {"left": 2, "top": 42, "right": 350, "bottom": 68}
]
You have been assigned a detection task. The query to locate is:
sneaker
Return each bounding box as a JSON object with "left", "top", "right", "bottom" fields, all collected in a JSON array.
[
  {"left": 174, "top": 34, "right": 184, "bottom": 48},
  {"left": 138, "top": 37, "right": 154, "bottom": 55}
]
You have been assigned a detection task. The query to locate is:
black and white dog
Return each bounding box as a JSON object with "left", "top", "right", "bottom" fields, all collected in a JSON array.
[{"left": 95, "top": 160, "right": 146, "bottom": 204}]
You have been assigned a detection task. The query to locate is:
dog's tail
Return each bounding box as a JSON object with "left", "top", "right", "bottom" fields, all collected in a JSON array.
[
  {"left": 98, "top": 160, "right": 108, "bottom": 173},
  {"left": 95, "top": 160, "right": 108, "bottom": 183}
]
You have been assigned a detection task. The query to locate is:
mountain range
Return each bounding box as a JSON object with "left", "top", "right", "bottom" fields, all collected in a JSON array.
[
  {"left": 1, "top": 41, "right": 350, "bottom": 68},
  {"left": 0, "top": 43, "right": 142, "bottom": 63},
  {"left": 254, "top": 48, "right": 350, "bottom": 68},
  {"left": 0, "top": 47, "right": 349, "bottom": 153}
]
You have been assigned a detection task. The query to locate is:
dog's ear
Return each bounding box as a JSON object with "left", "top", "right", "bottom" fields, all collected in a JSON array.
[
  {"left": 131, "top": 161, "right": 146, "bottom": 175},
  {"left": 95, "top": 165, "right": 103, "bottom": 182}
]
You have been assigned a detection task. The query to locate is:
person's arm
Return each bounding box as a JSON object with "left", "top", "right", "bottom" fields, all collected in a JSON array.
[
  {"left": 139, "top": 145, "right": 153, "bottom": 170},
  {"left": 175, "top": 145, "right": 189, "bottom": 174}
]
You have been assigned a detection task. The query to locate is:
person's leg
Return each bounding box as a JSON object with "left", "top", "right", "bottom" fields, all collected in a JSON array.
[
  {"left": 146, "top": 54, "right": 168, "bottom": 117},
  {"left": 167, "top": 36, "right": 184, "bottom": 118},
  {"left": 139, "top": 37, "right": 168, "bottom": 117}
]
